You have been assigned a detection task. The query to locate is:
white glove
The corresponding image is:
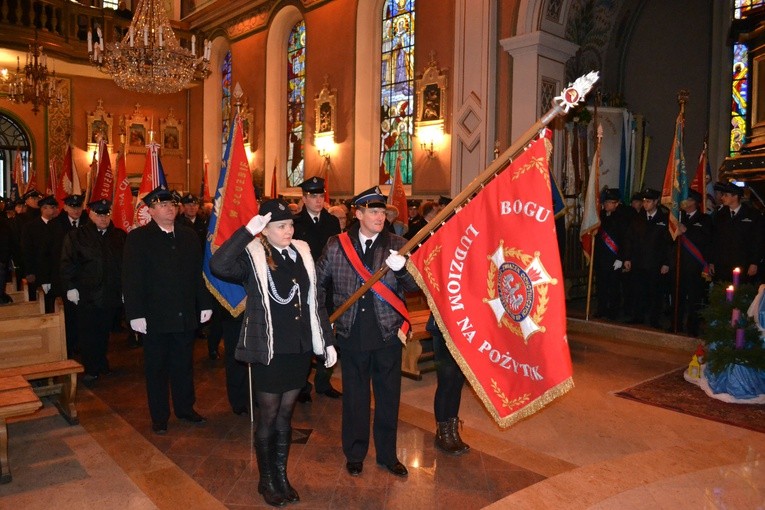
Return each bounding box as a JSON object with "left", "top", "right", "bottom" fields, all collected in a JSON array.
[
  {"left": 66, "top": 289, "right": 80, "bottom": 305},
  {"left": 385, "top": 249, "right": 407, "bottom": 271},
  {"left": 41, "top": 283, "right": 51, "bottom": 294},
  {"left": 324, "top": 346, "right": 338, "bottom": 368},
  {"left": 130, "top": 318, "right": 147, "bottom": 334},
  {"left": 200, "top": 309, "right": 213, "bottom": 323},
  {"left": 613, "top": 260, "right": 623, "bottom": 271},
  {"left": 245, "top": 212, "right": 272, "bottom": 236}
]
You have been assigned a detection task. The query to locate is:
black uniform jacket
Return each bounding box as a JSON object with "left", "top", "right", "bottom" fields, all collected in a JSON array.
[
  {"left": 60, "top": 222, "right": 126, "bottom": 308},
  {"left": 21, "top": 216, "right": 56, "bottom": 283},
  {"left": 623, "top": 207, "right": 672, "bottom": 271},
  {"left": 122, "top": 220, "right": 211, "bottom": 334},
  {"left": 293, "top": 208, "right": 341, "bottom": 260},
  {"left": 679, "top": 210, "right": 712, "bottom": 274},
  {"left": 712, "top": 203, "right": 763, "bottom": 273}
]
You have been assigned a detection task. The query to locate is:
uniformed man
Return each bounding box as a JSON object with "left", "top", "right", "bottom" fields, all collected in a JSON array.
[
  {"left": 406, "top": 199, "right": 420, "bottom": 229},
  {"left": 60, "top": 199, "right": 126, "bottom": 384},
  {"left": 293, "top": 176, "right": 343, "bottom": 400},
  {"left": 710, "top": 181, "right": 762, "bottom": 285},
  {"left": 676, "top": 190, "right": 712, "bottom": 336},
  {"left": 122, "top": 185, "right": 213, "bottom": 434},
  {"left": 595, "top": 188, "right": 629, "bottom": 320},
  {"left": 51, "top": 194, "right": 88, "bottom": 355},
  {"left": 316, "top": 186, "right": 418, "bottom": 478},
  {"left": 623, "top": 188, "right": 672, "bottom": 328},
  {"left": 21, "top": 194, "right": 59, "bottom": 310},
  {"left": 8, "top": 198, "right": 26, "bottom": 291},
  {"left": 177, "top": 193, "right": 208, "bottom": 247},
  {"left": 404, "top": 200, "right": 437, "bottom": 240}
]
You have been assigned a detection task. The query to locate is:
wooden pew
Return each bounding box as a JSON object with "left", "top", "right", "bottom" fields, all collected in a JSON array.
[
  {"left": 0, "top": 297, "right": 45, "bottom": 319},
  {"left": 0, "top": 375, "right": 42, "bottom": 483},
  {"left": 402, "top": 309, "right": 436, "bottom": 380},
  {"left": 0, "top": 308, "right": 84, "bottom": 425}
]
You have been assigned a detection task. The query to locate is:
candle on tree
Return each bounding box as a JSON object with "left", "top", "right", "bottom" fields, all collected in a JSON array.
[
  {"left": 726, "top": 285, "right": 734, "bottom": 303},
  {"left": 732, "top": 267, "right": 741, "bottom": 287},
  {"left": 735, "top": 328, "right": 745, "bottom": 349},
  {"left": 731, "top": 308, "right": 741, "bottom": 327}
]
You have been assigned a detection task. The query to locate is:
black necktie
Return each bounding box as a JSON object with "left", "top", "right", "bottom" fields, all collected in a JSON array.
[
  {"left": 364, "top": 239, "right": 373, "bottom": 254},
  {"left": 99, "top": 229, "right": 106, "bottom": 236},
  {"left": 281, "top": 249, "right": 292, "bottom": 263},
  {"left": 731, "top": 211, "right": 736, "bottom": 219},
  {"left": 72, "top": 220, "right": 77, "bottom": 227},
  {"left": 313, "top": 216, "right": 319, "bottom": 224}
]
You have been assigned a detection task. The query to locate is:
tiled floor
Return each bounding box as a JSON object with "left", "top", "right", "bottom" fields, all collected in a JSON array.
[{"left": 1, "top": 321, "right": 764, "bottom": 509}]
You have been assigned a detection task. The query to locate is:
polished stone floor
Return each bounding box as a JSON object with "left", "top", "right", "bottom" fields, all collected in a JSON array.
[{"left": 1, "top": 322, "right": 763, "bottom": 509}]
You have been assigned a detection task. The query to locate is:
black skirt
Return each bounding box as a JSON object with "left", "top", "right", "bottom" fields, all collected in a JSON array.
[{"left": 252, "top": 351, "right": 312, "bottom": 393}]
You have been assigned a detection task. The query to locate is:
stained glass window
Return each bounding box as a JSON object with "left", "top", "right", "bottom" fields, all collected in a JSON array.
[
  {"left": 380, "top": 0, "right": 415, "bottom": 185},
  {"left": 287, "top": 20, "right": 306, "bottom": 188},
  {"left": 731, "top": 43, "right": 748, "bottom": 155},
  {"left": 734, "top": 0, "right": 764, "bottom": 19},
  {"left": 221, "top": 51, "right": 232, "bottom": 150}
]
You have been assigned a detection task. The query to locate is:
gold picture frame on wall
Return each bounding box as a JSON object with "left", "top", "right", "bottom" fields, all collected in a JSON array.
[
  {"left": 160, "top": 108, "right": 183, "bottom": 157},
  {"left": 124, "top": 104, "right": 150, "bottom": 154},
  {"left": 314, "top": 75, "right": 337, "bottom": 135},
  {"left": 241, "top": 98, "right": 254, "bottom": 148},
  {"left": 415, "top": 52, "right": 448, "bottom": 126},
  {"left": 87, "top": 99, "right": 113, "bottom": 146}
]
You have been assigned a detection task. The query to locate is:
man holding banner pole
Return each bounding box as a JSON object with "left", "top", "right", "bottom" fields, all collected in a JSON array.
[{"left": 316, "top": 186, "right": 417, "bottom": 478}]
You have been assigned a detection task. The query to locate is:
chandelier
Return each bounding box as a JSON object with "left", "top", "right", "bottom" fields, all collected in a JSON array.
[
  {"left": 88, "top": 0, "right": 211, "bottom": 94},
  {"left": 4, "top": 35, "right": 62, "bottom": 115}
]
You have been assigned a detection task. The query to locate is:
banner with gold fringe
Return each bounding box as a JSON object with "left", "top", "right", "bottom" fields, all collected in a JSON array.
[{"left": 406, "top": 136, "right": 573, "bottom": 428}]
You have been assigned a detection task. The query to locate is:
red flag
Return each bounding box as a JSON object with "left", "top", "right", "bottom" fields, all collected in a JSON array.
[
  {"left": 407, "top": 138, "right": 572, "bottom": 428},
  {"left": 133, "top": 142, "right": 168, "bottom": 228},
  {"left": 200, "top": 157, "right": 212, "bottom": 202},
  {"left": 11, "top": 150, "right": 24, "bottom": 200},
  {"left": 387, "top": 155, "right": 408, "bottom": 228},
  {"left": 25, "top": 166, "right": 38, "bottom": 195},
  {"left": 92, "top": 138, "right": 114, "bottom": 202},
  {"left": 84, "top": 150, "right": 98, "bottom": 205},
  {"left": 58, "top": 144, "right": 83, "bottom": 202},
  {"left": 112, "top": 150, "right": 134, "bottom": 232},
  {"left": 579, "top": 149, "right": 601, "bottom": 261},
  {"left": 690, "top": 141, "right": 709, "bottom": 215},
  {"left": 270, "top": 159, "right": 278, "bottom": 199},
  {"left": 203, "top": 115, "right": 259, "bottom": 314}
]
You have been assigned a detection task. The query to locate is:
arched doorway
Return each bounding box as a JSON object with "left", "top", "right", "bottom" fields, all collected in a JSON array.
[{"left": 0, "top": 113, "right": 32, "bottom": 199}]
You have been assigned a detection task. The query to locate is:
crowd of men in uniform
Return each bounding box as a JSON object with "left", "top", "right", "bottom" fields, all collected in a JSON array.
[{"left": 592, "top": 181, "right": 762, "bottom": 335}]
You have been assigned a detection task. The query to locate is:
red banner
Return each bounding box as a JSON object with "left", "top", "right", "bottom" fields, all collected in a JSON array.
[
  {"left": 92, "top": 138, "right": 114, "bottom": 202},
  {"left": 388, "top": 156, "right": 408, "bottom": 228},
  {"left": 112, "top": 151, "right": 134, "bottom": 232},
  {"left": 407, "top": 138, "right": 573, "bottom": 428}
]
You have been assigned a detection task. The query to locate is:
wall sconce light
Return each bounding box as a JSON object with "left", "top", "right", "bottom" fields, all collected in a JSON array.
[
  {"left": 0, "top": 68, "right": 8, "bottom": 81},
  {"left": 417, "top": 123, "right": 443, "bottom": 159},
  {"left": 315, "top": 131, "right": 335, "bottom": 161}
]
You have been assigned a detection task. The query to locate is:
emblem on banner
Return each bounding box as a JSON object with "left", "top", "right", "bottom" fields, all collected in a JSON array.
[{"left": 484, "top": 242, "right": 558, "bottom": 343}]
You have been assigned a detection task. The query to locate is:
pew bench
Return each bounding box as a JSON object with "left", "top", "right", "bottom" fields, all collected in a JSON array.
[
  {"left": 0, "top": 375, "right": 43, "bottom": 483},
  {"left": 0, "top": 361, "right": 84, "bottom": 425},
  {"left": 0, "top": 297, "right": 45, "bottom": 319},
  {"left": 402, "top": 309, "right": 436, "bottom": 380}
]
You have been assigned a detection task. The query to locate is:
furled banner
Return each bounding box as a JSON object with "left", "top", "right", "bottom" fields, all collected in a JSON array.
[
  {"left": 112, "top": 150, "right": 135, "bottom": 233},
  {"left": 202, "top": 115, "right": 259, "bottom": 315},
  {"left": 407, "top": 137, "right": 573, "bottom": 427}
]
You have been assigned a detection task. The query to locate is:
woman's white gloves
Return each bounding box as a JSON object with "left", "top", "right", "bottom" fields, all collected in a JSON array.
[
  {"left": 385, "top": 249, "right": 407, "bottom": 271},
  {"left": 246, "top": 212, "right": 272, "bottom": 236},
  {"left": 324, "top": 346, "right": 338, "bottom": 368}
]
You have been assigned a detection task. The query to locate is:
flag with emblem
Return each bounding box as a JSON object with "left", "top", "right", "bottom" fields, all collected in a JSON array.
[
  {"left": 91, "top": 138, "right": 114, "bottom": 202},
  {"left": 407, "top": 136, "right": 572, "bottom": 428},
  {"left": 203, "top": 115, "right": 259, "bottom": 315},
  {"left": 661, "top": 109, "right": 687, "bottom": 240},
  {"left": 57, "top": 144, "right": 82, "bottom": 203},
  {"left": 690, "top": 139, "right": 710, "bottom": 214},
  {"left": 112, "top": 149, "right": 134, "bottom": 232},
  {"left": 133, "top": 141, "right": 168, "bottom": 228}
]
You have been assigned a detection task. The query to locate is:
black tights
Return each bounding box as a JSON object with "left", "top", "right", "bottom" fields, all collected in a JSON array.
[{"left": 254, "top": 389, "right": 300, "bottom": 440}]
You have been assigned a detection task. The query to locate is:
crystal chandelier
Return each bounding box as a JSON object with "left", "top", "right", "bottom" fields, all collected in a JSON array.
[
  {"left": 88, "top": 0, "right": 211, "bottom": 94},
  {"left": 5, "top": 35, "right": 62, "bottom": 115}
]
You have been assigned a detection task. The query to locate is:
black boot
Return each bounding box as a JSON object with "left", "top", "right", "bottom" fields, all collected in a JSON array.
[
  {"left": 435, "top": 420, "right": 463, "bottom": 455},
  {"left": 448, "top": 417, "right": 470, "bottom": 455},
  {"left": 254, "top": 436, "right": 286, "bottom": 507},
  {"left": 273, "top": 429, "right": 299, "bottom": 503}
]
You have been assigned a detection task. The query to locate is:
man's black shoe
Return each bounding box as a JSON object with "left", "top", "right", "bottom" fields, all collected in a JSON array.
[
  {"left": 320, "top": 387, "right": 342, "bottom": 398},
  {"left": 297, "top": 392, "right": 312, "bottom": 403},
  {"left": 152, "top": 422, "right": 168, "bottom": 435},
  {"left": 378, "top": 460, "right": 408, "bottom": 477},
  {"left": 177, "top": 411, "right": 207, "bottom": 424},
  {"left": 346, "top": 461, "right": 363, "bottom": 476}
]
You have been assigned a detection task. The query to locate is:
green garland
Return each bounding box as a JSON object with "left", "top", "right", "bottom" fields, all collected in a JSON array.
[{"left": 699, "top": 283, "right": 765, "bottom": 374}]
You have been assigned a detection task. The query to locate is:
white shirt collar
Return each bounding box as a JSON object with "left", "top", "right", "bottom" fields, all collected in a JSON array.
[
  {"left": 731, "top": 205, "right": 742, "bottom": 215},
  {"left": 358, "top": 232, "right": 379, "bottom": 247}
]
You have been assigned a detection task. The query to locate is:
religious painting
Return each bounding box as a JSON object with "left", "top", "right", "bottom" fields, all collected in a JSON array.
[
  {"left": 160, "top": 108, "right": 184, "bottom": 157},
  {"left": 414, "top": 53, "right": 448, "bottom": 157},
  {"left": 314, "top": 77, "right": 337, "bottom": 135},
  {"left": 380, "top": 0, "right": 415, "bottom": 185},
  {"left": 123, "top": 104, "right": 150, "bottom": 154},
  {"left": 241, "top": 97, "right": 254, "bottom": 148},
  {"left": 86, "top": 99, "right": 113, "bottom": 146}
]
